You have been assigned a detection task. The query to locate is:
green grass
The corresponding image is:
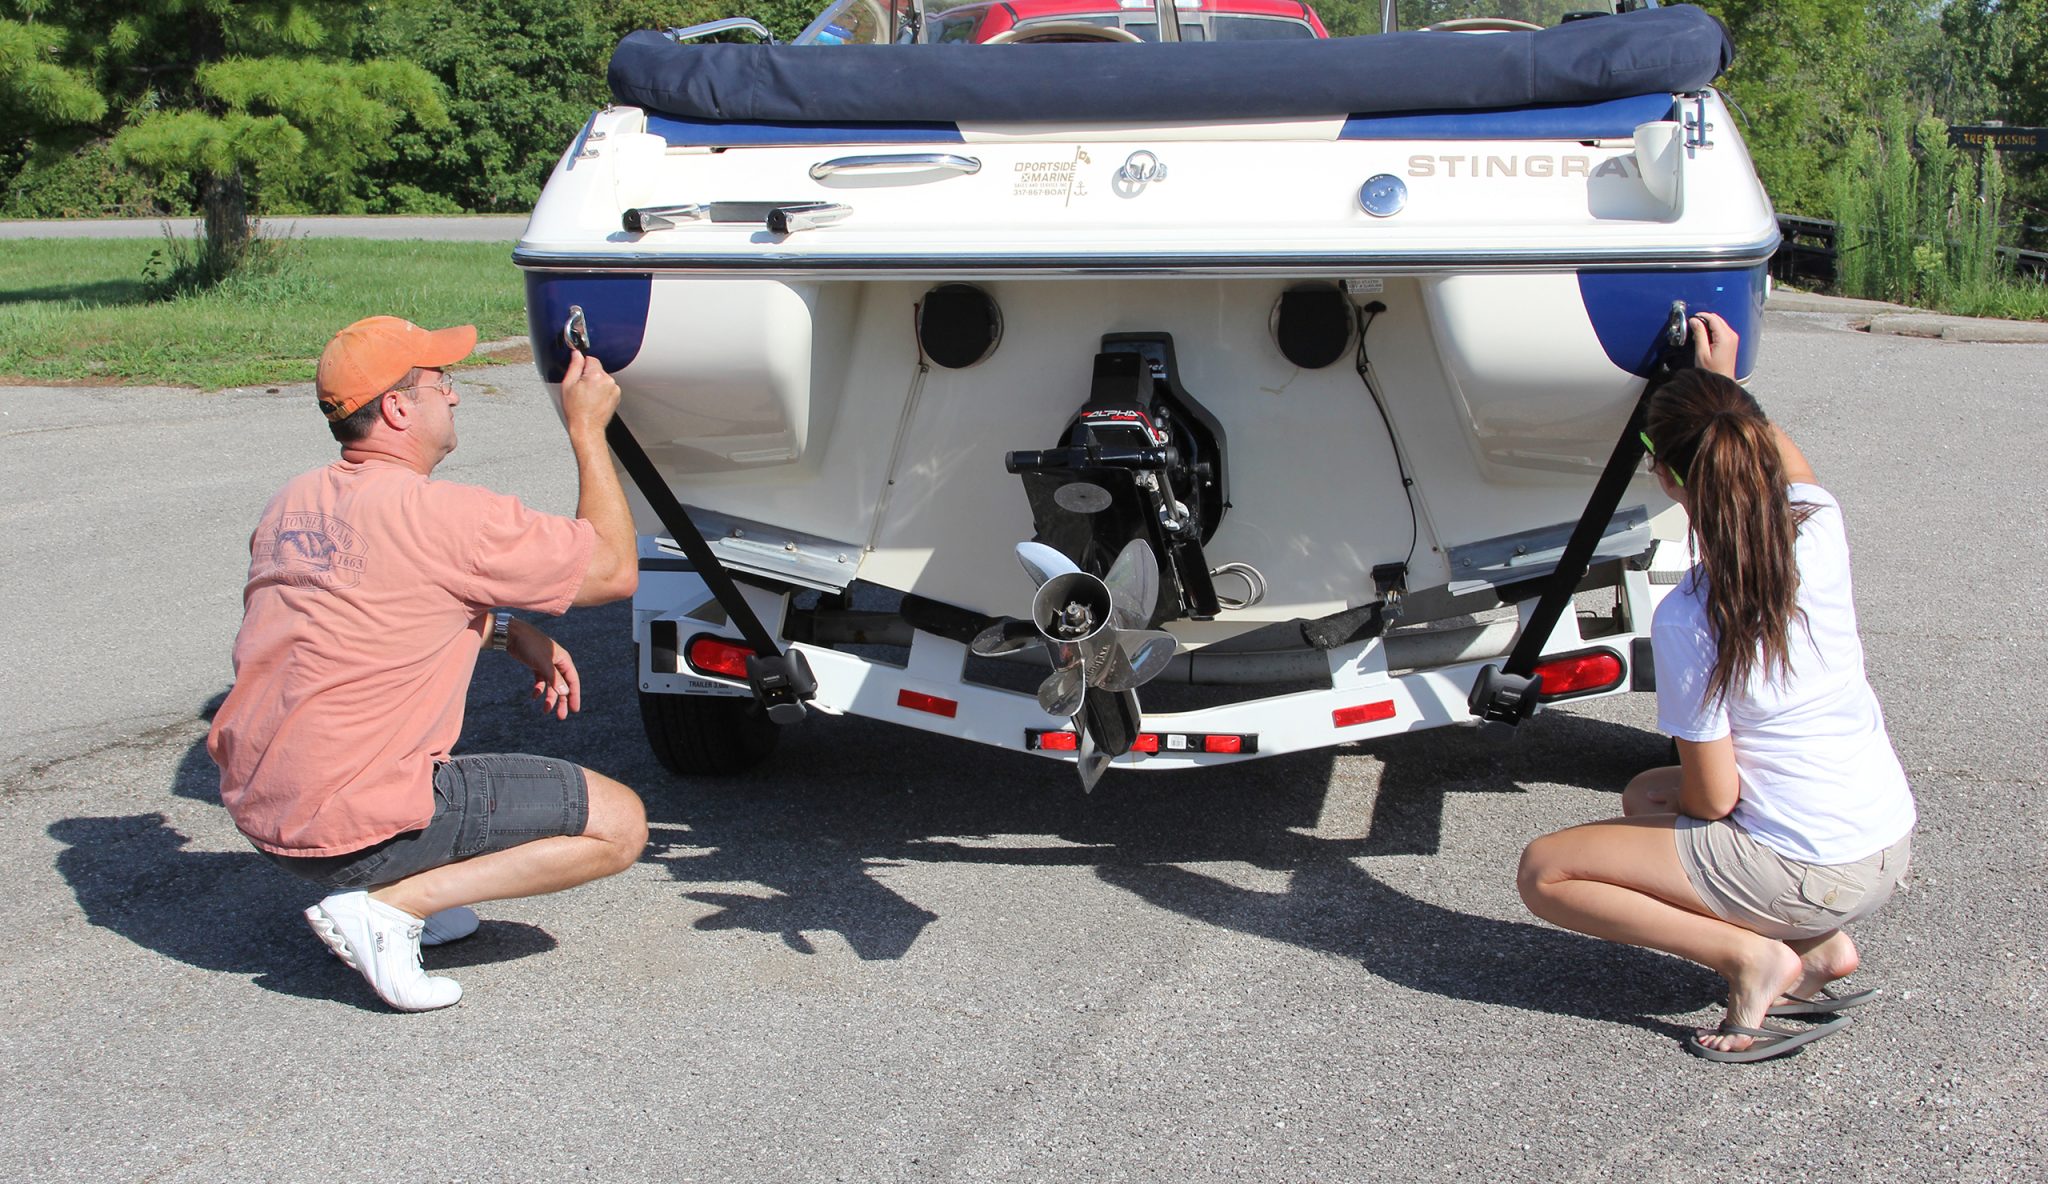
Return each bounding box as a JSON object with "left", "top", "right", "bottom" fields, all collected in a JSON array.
[
  {"left": 0, "top": 237, "right": 528, "bottom": 390},
  {"left": 1941, "top": 275, "right": 2048, "bottom": 322}
]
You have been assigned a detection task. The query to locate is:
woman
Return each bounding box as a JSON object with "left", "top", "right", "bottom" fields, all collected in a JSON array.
[{"left": 1516, "top": 312, "right": 1917, "bottom": 1063}]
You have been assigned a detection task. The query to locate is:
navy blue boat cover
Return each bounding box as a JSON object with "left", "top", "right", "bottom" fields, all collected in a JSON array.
[{"left": 608, "top": 4, "right": 1731, "bottom": 124}]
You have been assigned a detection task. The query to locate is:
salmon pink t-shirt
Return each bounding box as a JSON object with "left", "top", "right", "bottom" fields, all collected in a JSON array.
[{"left": 208, "top": 459, "right": 596, "bottom": 856}]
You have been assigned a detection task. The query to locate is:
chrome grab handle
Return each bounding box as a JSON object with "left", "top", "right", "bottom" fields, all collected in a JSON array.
[
  {"left": 622, "top": 204, "right": 707, "bottom": 233},
  {"left": 808, "top": 153, "right": 982, "bottom": 180},
  {"left": 767, "top": 202, "right": 853, "bottom": 234},
  {"left": 623, "top": 201, "right": 851, "bottom": 234},
  {"left": 666, "top": 17, "right": 775, "bottom": 43}
]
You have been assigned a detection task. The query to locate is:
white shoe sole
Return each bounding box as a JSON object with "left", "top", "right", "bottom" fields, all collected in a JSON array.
[
  {"left": 305, "top": 904, "right": 362, "bottom": 971},
  {"left": 303, "top": 903, "right": 462, "bottom": 1012}
]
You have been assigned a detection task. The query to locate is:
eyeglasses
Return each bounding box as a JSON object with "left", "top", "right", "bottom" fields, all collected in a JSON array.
[
  {"left": 1640, "top": 430, "right": 1684, "bottom": 487},
  {"left": 391, "top": 378, "right": 454, "bottom": 400}
]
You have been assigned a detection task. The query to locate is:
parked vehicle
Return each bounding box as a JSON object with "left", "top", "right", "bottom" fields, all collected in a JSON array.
[
  {"left": 924, "top": 0, "right": 1329, "bottom": 44},
  {"left": 516, "top": 2, "right": 1774, "bottom": 786}
]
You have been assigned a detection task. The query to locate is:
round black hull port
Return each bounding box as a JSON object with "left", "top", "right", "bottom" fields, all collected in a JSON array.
[
  {"left": 1272, "top": 283, "right": 1354, "bottom": 370},
  {"left": 917, "top": 283, "right": 1003, "bottom": 369}
]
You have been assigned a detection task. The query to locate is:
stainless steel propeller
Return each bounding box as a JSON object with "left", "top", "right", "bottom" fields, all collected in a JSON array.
[{"left": 971, "top": 538, "right": 1179, "bottom": 789}]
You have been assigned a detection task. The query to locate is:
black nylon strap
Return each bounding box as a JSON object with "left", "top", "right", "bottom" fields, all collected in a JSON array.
[
  {"left": 604, "top": 417, "right": 784, "bottom": 657},
  {"left": 1500, "top": 332, "right": 1691, "bottom": 681},
  {"left": 1499, "top": 394, "right": 1657, "bottom": 679}
]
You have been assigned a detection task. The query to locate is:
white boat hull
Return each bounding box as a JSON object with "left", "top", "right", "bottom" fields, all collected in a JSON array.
[{"left": 517, "top": 76, "right": 1774, "bottom": 774}]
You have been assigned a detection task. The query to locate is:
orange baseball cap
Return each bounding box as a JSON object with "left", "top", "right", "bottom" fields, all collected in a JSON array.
[{"left": 315, "top": 316, "right": 478, "bottom": 421}]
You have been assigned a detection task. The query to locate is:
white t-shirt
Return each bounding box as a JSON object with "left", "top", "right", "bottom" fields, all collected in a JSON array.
[{"left": 1652, "top": 484, "right": 1916, "bottom": 864}]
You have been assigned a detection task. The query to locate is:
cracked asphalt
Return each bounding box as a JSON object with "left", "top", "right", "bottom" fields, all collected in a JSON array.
[{"left": 2, "top": 310, "right": 2042, "bottom": 1182}]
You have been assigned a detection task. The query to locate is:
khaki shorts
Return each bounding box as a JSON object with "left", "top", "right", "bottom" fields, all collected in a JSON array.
[{"left": 1675, "top": 816, "right": 1912, "bottom": 941}]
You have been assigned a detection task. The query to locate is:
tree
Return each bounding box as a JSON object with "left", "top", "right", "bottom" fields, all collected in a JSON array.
[
  {"left": 0, "top": 1, "right": 448, "bottom": 279},
  {"left": 1695, "top": 0, "right": 1881, "bottom": 216},
  {"left": 351, "top": 0, "right": 618, "bottom": 214},
  {"left": 1960, "top": 0, "right": 2048, "bottom": 247},
  {"left": 0, "top": 7, "right": 103, "bottom": 128}
]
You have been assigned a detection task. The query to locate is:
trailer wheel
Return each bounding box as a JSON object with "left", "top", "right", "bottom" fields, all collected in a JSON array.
[{"left": 638, "top": 691, "right": 780, "bottom": 777}]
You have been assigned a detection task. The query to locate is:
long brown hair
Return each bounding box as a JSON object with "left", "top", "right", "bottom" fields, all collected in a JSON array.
[{"left": 1644, "top": 370, "right": 1816, "bottom": 704}]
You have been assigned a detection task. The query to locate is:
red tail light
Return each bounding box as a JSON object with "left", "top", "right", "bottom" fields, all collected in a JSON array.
[
  {"left": 897, "top": 689, "right": 958, "bottom": 718},
  {"left": 1333, "top": 700, "right": 1397, "bottom": 728},
  {"left": 1024, "top": 730, "right": 1256, "bottom": 754},
  {"left": 1533, "top": 649, "right": 1626, "bottom": 698},
  {"left": 685, "top": 635, "right": 755, "bottom": 679}
]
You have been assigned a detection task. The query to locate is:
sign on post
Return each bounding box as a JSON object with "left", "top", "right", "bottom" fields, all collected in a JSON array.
[{"left": 1948, "top": 126, "right": 2048, "bottom": 152}]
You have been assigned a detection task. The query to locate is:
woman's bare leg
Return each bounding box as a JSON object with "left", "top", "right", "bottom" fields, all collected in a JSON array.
[
  {"left": 1621, "top": 766, "right": 1683, "bottom": 816},
  {"left": 1518, "top": 816, "right": 1803, "bottom": 1053},
  {"left": 1785, "top": 930, "right": 1861, "bottom": 999}
]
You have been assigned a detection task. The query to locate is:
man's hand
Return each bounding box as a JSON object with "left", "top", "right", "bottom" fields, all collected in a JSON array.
[
  {"left": 504, "top": 618, "right": 582, "bottom": 720},
  {"left": 1689, "top": 311, "right": 1739, "bottom": 378},
  {"left": 558, "top": 348, "right": 637, "bottom": 606},
  {"left": 560, "top": 349, "right": 622, "bottom": 441}
]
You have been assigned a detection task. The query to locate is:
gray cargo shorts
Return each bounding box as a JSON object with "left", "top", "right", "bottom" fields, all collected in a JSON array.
[{"left": 258, "top": 754, "right": 589, "bottom": 891}]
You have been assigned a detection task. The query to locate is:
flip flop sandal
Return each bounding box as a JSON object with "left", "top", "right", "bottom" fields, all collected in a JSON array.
[
  {"left": 1767, "top": 985, "right": 1878, "bottom": 1017},
  {"left": 1684, "top": 1014, "right": 1853, "bottom": 1063}
]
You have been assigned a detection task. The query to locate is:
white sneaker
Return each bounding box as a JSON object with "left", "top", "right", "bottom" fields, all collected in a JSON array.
[
  {"left": 420, "top": 906, "right": 480, "bottom": 947},
  {"left": 304, "top": 891, "right": 463, "bottom": 1012}
]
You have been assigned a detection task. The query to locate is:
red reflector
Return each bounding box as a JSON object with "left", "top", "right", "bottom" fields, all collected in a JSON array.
[
  {"left": 1203, "top": 734, "right": 1243, "bottom": 754},
  {"left": 686, "top": 636, "right": 754, "bottom": 679},
  {"left": 1131, "top": 733, "right": 1160, "bottom": 753},
  {"left": 1037, "top": 730, "right": 1078, "bottom": 751},
  {"left": 1333, "top": 700, "right": 1397, "bottom": 728},
  {"left": 897, "top": 689, "right": 958, "bottom": 718},
  {"left": 1534, "top": 651, "right": 1625, "bottom": 696}
]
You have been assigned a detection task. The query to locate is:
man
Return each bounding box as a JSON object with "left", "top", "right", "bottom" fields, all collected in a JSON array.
[{"left": 207, "top": 315, "right": 646, "bottom": 1011}]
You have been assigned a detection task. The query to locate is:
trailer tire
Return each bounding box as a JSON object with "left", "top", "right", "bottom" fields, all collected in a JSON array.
[{"left": 639, "top": 691, "right": 780, "bottom": 777}]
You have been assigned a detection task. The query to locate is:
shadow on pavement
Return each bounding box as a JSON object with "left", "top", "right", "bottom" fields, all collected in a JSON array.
[
  {"left": 47, "top": 813, "right": 562, "bottom": 1010},
  {"left": 639, "top": 705, "right": 1716, "bottom": 1038},
  {"left": 74, "top": 600, "right": 1713, "bottom": 1032},
  {"left": 49, "top": 813, "right": 374, "bottom": 1009}
]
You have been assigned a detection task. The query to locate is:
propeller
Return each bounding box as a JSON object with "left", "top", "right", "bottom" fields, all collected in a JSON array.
[{"left": 971, "top": 538, "right": 1179, "bottom": 790}]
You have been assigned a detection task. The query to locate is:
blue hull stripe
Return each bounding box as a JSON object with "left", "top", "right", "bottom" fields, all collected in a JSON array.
[
  {"left": 519, "top": 267, "right": 1769, "bottom": 388},
  {"left": 1577, "top": 265, "right": 1768, "bottom": 379},
  {"left": 524, "top": 272, "right": 654, "bottom": 382}
]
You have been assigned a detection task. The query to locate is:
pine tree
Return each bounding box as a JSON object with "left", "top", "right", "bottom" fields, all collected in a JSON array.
[{"left": 0, "top": 0, "right": 447, "bottom": 279}]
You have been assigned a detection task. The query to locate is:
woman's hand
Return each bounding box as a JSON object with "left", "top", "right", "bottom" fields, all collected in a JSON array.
[
  {"left": 503, "top": 617, "right": 582, "bottom": 720},
  {"left": 1690, "top": 311, "right": 1740, "bottom": 378}
]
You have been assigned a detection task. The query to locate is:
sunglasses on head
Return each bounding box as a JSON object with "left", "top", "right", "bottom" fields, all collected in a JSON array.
[{"left": 1640, "top": 430, "right": 1684, "bottom": 487}]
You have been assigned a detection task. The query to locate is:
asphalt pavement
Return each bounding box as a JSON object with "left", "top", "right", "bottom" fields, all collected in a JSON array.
[{"left": 2, "top": 307, "right": 2043, "bottom": 1182}]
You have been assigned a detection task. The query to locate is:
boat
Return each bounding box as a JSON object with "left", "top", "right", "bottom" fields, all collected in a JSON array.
[{"left": 514, "top": 0, "right": 1777, "bottom": 786}]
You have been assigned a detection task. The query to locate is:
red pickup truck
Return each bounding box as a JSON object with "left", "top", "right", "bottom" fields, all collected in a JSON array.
[{"left": 928, "top": 0, "right": 1330, "bottom": 43}]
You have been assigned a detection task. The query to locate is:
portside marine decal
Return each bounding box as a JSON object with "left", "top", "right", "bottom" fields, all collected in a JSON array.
[{"left": 1013, "top": 147, "right": 1093, "bottom": 204}]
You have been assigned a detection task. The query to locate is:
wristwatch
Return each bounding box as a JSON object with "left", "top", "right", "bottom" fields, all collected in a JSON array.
[{"left": 487, "top": 610, "right": 513, "bottom": 652}]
